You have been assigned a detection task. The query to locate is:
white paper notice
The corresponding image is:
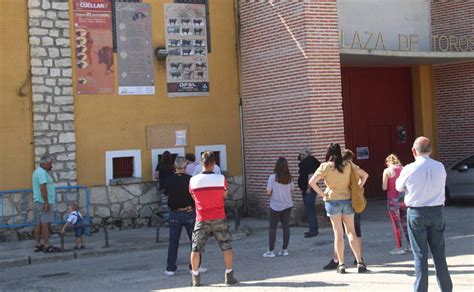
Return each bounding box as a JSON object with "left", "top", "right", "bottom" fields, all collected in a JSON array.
[{"left": 175, "top": 130, "right": 187, "bottom": 146}]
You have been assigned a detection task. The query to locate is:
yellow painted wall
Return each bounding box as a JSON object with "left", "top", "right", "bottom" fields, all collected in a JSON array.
[
  {"left": 72, "top": 0, "right": 242, "bottom": 185},
  {"left": 0, "top": 0, "right": 34, "bottom": 189},
  {"left": 411, "top": 65, "right": 439, "bottom": 159}
]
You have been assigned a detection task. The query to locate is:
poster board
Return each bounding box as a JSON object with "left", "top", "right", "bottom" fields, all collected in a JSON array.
[
  {"left": 164, "top": 3, "right": 209, "bottom": 97},
  {"left": 146, "top": 125, "right": 188, "bottom": 149},
  {"left": 115, "top": 2, "right": 155, "bottom": 95},
  {"left": 72, "top": 0, "right": 114, "bottom": 94}
]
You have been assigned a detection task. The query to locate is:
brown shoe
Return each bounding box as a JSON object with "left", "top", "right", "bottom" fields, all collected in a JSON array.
[
  {"left": 225, "top": 270, "right": 238, "bottom": 285},
  {"left": 191, "top": 274, "right": 200, "bottom": 287}
]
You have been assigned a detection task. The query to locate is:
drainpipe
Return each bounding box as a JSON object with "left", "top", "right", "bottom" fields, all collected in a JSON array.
[{"left": 234, "top": 0, "right": 248, "bottom": 216}]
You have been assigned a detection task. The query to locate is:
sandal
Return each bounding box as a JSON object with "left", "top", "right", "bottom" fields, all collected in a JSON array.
[
  {"left": 43, "top": 245, "right": 61, "bottom": 253},
  {"left": 357, "top": 262, "right": 367, "bottom": 273},
  {"left": 337, "top": 264, "right": 346, "bottom": 274},
  {"left": 34, "top": 245, "right": 44, "bottom": 252}
]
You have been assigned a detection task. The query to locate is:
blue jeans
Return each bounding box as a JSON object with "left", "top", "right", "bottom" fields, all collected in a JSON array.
[
  {"left": 407, "top": 206, "right": 452, "bottom": 292},
  {"left": 303, "top": 190, "right": 319, "bottom": 233},
  {"left": 166, "top": 209, "right": 196, "bottom": 272}
]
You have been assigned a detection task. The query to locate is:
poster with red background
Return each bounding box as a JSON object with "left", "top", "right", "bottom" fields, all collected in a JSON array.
[{"left": 72, "top": 0, "right": 114, "bottom": 94}]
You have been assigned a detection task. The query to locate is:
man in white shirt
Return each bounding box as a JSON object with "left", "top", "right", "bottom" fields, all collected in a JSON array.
[{"left": 396, "top": 136, "right": 452, "bottom": 292}]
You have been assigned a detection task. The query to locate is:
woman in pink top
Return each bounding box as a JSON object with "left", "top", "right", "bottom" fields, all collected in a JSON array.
[{"left": 382, "top": 154, "right": 410, "bottom": 255}]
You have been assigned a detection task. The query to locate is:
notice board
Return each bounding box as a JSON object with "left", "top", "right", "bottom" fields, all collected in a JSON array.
[{"left": 146, "top": 125, "right": 188, "bottom": 149}]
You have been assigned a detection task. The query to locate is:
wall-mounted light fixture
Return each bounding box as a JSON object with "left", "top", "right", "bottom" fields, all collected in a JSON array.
[{"left": 155, "top": 47, "right": 168, "bottom": 61}]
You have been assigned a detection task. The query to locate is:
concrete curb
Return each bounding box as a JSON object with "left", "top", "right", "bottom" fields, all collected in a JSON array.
[{"left": 0, "top": 227, "right": 250, "bottom": 269}]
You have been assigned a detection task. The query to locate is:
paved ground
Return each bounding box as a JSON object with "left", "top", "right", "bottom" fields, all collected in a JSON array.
[{"left": 0, "top": 200, "right": 473, "bottom": 291}]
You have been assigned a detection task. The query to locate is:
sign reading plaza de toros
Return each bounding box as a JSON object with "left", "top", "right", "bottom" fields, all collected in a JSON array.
[{"left": 340, "top": 31, "right": 474, "bottom": 53}]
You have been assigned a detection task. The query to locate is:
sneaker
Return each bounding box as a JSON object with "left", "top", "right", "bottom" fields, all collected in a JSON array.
[
  {"left": 357, "top": 262, "right": 367, "bottom": 273},
  {"left": 189, "top": 267, "right": 208, "bottom": 274},
  {"left": 323, "top": 259, "right": 339, "bottom": 270},
  {"left": 191, "top": 274, "right": 200, "bottom": 287},
  {"left": 224, "top": 270, "right": 238, "bottom": 285},
  {"left": 404, "top": 246, "right": 412, "bottom": 252},
  {"left": 262, "top": 250, "right": 275, "bottom": 258},
  {"left": 304, "top": 232, "right": 319, "bottom": 238},
  {"left": 164, "top": 270, "right": 175, "bottom": 276},
  {"left": 278, "top": 249, "right": 289, "bottom": 256},
  {"left": 390, "top": 248, "right": 406, "bottom": 255}
]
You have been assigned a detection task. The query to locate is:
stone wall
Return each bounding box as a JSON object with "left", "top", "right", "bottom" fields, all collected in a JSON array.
[
  {"left": 88, "top": 183, "right": 161, "bottom": 230},
  {"left": 27, "top": 0, "right": 77, "bottom": 186},
  {"left": 0, "top": 176, "right": 244, "bottom": 240}
]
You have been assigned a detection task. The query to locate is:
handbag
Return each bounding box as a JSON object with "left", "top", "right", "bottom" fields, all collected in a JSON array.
[{"left": 349, "top": 163, "right": 367, "bottom": 213}]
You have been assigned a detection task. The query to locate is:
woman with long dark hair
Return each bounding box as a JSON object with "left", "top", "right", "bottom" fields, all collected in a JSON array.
[
  {"left": 309, "top": 143, "right": 368, "bottom": 273},
  {"left": 155, "top": 151, "right": 175, "bottom": 192},
  {"left": 263, "top": 157, "right": 294, "bottom": 258}
]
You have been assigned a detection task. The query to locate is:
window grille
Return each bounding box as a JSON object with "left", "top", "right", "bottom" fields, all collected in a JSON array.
[{"left": 113, "top": 156, "right": 134, "bottom": 178}]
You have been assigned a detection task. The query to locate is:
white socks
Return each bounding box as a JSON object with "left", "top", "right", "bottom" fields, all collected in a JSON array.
[
  {"left": 192, "top": 270, "right": 199, "bottom": 276},
  {"left": 225, "top": 268, "right": 233, "bottom": 274}
]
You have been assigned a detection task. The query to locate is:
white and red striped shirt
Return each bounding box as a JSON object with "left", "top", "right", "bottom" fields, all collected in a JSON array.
[{"left": 189, "top": 171, "right": 228, "bottom": 221}]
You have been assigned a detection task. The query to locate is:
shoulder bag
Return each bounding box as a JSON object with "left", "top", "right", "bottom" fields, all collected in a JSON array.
[{"left": 350, "top": 163, "right": 367, "bottom": 213}]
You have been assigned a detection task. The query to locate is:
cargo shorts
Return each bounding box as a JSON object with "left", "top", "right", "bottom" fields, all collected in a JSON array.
[
  {"left": 34, "top": 202, "right": 55, "bottom": 223},
  {"left": 192, "top": 219, "right": 233, "bottom": 252}
]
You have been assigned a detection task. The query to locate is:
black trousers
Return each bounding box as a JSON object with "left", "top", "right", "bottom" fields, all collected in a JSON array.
[{"left": 269, "top": 207, "right": 292, "bottom": 251}]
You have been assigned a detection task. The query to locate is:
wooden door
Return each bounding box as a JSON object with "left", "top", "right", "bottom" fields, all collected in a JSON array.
[{"left": 342, "top": 67, "right": 414, "bottom": 199}]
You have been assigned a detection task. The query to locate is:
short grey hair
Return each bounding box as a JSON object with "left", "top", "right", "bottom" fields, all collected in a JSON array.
[
  {"left": 39, "top": 155, "right": 53, "bottom": 165},
  {"left": 174, "top": 156, "right": 187, "bottom": 169},
  {"left": 413, "top": 137, "right": 432, "bottom": 154},
  {"left": 299, "top": 148, "right": 311, "bottom": 158}
]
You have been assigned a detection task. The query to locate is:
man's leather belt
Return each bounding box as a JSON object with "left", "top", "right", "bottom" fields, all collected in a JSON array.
[{"left": 176, "top": 206, "right": 194, "bottom": 212}]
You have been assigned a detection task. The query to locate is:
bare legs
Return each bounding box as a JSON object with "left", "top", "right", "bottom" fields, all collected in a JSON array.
[
  {"left": 329, "top": 214, "right": 362, "bottom": 264},
  {"left": 190, "top": 251, "right": 201, "bottom": 272},
  {"left": 223, "top": 249, "right": 233, "bottom": 270},
  {"left": 191, "top": 249, "right": 233, "bottom": 272},
  {"left": 34, "top": 223, "right": 50, "bottom": 247},
  {"left": 42, "top": 223, "right": 50, "bottom": 247},
  {"left": 34, "top": 223, "right": 42, "bottom": 246}
]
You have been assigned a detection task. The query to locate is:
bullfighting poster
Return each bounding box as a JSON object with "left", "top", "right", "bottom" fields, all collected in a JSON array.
[
  {"left": 72, "top": 0, "right": 114, "bottom": 95},
  {"left": 164, "top": 4, "right": 209, "bottom": 97},
  {"left": 115, "top": 2, "right": 155, "bottom": 95}
]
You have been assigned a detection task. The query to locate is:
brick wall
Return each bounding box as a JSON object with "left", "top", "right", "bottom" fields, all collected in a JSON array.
[
  {"left": 431, "top": 2, "right": 474, "bottom": 166},
  {"left": 239, "top": 1, "right": 343, "bottom": 216}
]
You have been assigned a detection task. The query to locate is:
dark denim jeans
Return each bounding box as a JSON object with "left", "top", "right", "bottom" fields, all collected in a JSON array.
[
  {"left": 303, "top": 190, "right": 319, "bottom": 234},
  {"left": 166, "top": 209, "right": 196, "bottom": 272},
  {"left": 407, "top": 206, "right": 452, "bottom": 292}
]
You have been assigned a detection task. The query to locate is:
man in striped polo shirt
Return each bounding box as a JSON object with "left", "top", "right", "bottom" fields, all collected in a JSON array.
[{"left": 189, "top": 151, "right": 237, "bottom": 287}]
